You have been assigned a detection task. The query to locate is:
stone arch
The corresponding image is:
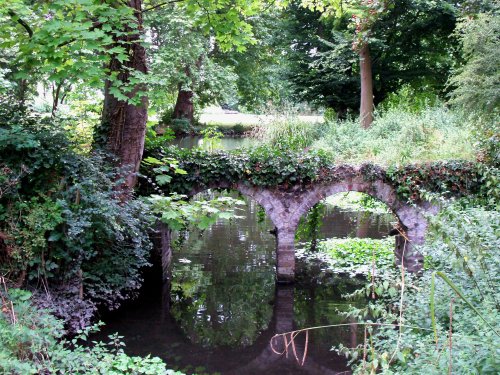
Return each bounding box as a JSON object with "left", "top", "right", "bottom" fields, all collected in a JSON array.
[
  {"left": 167, "top": 175, "right": 438, "bottom": 282},
  {"left": 186, "top": 182, "right": 285, "bottom": 230},
  {"left": 291, "top": 176, "right": 438, "bottom": 273},
  {"left": 177, "top": 182, "right": 289, "bottom": 281}
]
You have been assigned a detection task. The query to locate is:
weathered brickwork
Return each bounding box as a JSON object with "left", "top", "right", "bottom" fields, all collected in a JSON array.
[{"left": 163, "top": 172, "right": 438, "bottom": 282}]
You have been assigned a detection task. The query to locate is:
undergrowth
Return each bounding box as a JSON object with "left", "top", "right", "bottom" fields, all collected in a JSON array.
[
  {"left": 278, "top": 200, "right": 500, "bottom": 374},
  {"left": 313, "top": 106, "right": 476, "bottom": 164},
  {"left": 0, "top": 281, "right": 182, "bottom": 374}
]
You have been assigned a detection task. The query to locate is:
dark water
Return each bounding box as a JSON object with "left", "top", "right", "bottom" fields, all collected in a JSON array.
[{"left": 97, "top": 192, "right": 395, "bottom": 375}]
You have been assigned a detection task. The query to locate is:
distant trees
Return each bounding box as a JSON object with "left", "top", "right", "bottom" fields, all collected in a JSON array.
[
  {"left": 287, "top": 0, "right": 460, "bottom": 125},
  {"left": 448, "top": 4, "right": 500, "bottom": 116}
]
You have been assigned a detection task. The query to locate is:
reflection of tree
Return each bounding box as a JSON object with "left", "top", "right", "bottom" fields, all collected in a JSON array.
[
  {"left": 169, "top": 192, "right": 276, "bottom": 347},
  {"left": 171, "top": 266, "right": 275, "bottom": 347}
]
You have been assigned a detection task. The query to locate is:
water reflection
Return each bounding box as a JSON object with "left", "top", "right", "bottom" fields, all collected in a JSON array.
[
  {"left": 97, "top": 193, "right": 394, "bottom": 374},
  {"left": 171, "top": 136, "right": 256, "bottom": 150}
]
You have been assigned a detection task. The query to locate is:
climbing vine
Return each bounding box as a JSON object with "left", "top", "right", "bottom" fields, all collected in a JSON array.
[{"left": 142, "top": 147, "right": 487, "bottom": 203}]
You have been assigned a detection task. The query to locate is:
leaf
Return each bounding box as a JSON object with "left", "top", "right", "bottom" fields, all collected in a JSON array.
[
  {"left": 143, "top": 157, "right": 163, "bottom": 165},
  {"left": 174, "top": 168, "right": 187, "bottom": 175},
  {"left": 156, "top": 175, "right": 172, "bottom": 186}
]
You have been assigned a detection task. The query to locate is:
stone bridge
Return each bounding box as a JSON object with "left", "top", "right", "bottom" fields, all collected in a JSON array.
[
  {"left": 146, "top": 151, "right": 479, "bottom": 283},
  {"left": 162, "top": 165, "right": 440, "bottom": 283}
]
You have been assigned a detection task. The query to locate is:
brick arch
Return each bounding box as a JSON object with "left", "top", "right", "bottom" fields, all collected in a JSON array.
[
  {"left": 168, "top": 176, "right": 438, "bottom": 282},
  {"left": 291, "top": 176, "right": 438, "bottom": 273}
]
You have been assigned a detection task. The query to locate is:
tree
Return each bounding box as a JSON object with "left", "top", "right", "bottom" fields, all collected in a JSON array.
[
  {"left": 1, "top": 0, "right": 283, "bottom": 190},
  {"left": 101, "top": 0, "right": 279, "bottom": 189},
  {"left": 218, "top": 9, "right": 294, "bottom": 111},
  {"left": 0, "top": 0, "right": 133, "bottom": 105},
  {"left": 301, "top": 0, "right": 390, "bottom": 127},
  {"left": 145, "top": 4, "right": 238, "bottom": 123},
  {"left": 101, "top": 0, "right": 148, "bottom": 190},
  {"left": 292, "top": 0, "right": 459, "bottom": 123},
  {"left": 283, "top": 2, "right": 360, "bottom": 116},
  {"left": 448, "top": 5, "right": 500, "bottom": 116}
]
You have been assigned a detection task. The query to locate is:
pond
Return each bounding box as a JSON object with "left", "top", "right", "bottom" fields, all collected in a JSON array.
[
  {"left": 97, "top": 191, "right": 395, "bottom": 375},
  {"left": 171, "top": 136, "right": 257, "bottom": 151}
]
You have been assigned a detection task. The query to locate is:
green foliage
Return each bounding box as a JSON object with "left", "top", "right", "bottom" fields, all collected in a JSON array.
[
  {"left": 143, "top": 145, "right": 484, "bottom": 204},
  {"left": 143, "top": 145, "right": 335, "bottom": 193},
  {"left": 0, "top": 285, "right": 182, "bottom": 374},
  {"left": 314, "top": 105, "right": 476, "bottom": 164},
  {"left": 325, "top": 192, "right": 391, "bottom": 214},
  {"left": 218, "top": 9, "right": 294, "bottom": 111},
  {"left": 300, "top": 237, "right": 394, "bottom": 276},
  {"left": 296, "top": 202, "right": 326, "bottom": 249},
  {"left": 254, "top": 113, "right": 323, "bottom": 151},
  {"left": 448, "top": 5, "right": 500, "bottom": 117},
  {"left": 170, "top": 119, "right": 192, "bottom": 135},
  {"left": 0, "top": 115, "right": 153, "bottom": 327},
  {"left": 386, "top": 160, "right": 482, "bottom": 202},
  {"left": 336, "top": 202, "right": 500, "bottom": 374},
  {"left": 200, "top": 127, "right": 224, "bottom": 152},
  {"left": 287, "top": 0, "right": 459, "bottom": 112},
  {"left": 0, "top": 0, "right": 136, "bottom": 103},
  {"left": 147, "top": 193, "right": 245, "bottom": 231},
  {"left": 145, "top": 122, "right": 175, "bottom": 152},
  {"left": 142, "top": 155, "right": 246, "bottom": 231},
  {"left": 145, "top": 3, "right": 239, "bottom": 115},
  {"left": 379, "top": 84, "right": 441, "bottom": 114}
]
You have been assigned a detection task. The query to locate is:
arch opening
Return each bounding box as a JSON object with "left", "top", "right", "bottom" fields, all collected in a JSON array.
[
  {"left": 295, "top": 191, "right": 400, "bottom": 277},
  {"left": 165, "top": 188, "right": 278, "bottom": 348},
  {"left": 292, "top": 178, "right": 430, "bottom": 274}
]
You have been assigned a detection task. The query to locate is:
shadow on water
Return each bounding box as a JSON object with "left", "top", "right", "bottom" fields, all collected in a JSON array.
[{"left": 96, "top": 193, "right": 394, "bottom": 375}]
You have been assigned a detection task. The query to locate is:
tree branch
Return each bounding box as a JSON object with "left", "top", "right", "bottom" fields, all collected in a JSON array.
[
  {"left": 8, "top": 10, "right": 33, "bottom": 38},
  {"left": 142, "top": 0, "right": 186, "bottom": 13}
]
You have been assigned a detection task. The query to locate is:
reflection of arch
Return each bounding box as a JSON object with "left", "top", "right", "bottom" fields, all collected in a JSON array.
[
  {"left": 232, "top": 285, "right": 349, "bottom": 375},
  {"left": 160, "top": 281, "right": 351, "bottom": 374},
  {"left": 160, "top": 172, "right": 438, "bottom": 282}
]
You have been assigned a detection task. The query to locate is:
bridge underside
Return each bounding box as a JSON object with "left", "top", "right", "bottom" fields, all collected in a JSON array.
[{"left": 160, "top": 173, "right": 437, "bottom": 283}]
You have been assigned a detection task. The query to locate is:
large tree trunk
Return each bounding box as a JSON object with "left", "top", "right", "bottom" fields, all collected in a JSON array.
[
  {"left": 359, "top": 44, "right": 374, "bottom": 128},
  {"left": 172, "top": 87, "right": 194, "bottom": 123},
  {"left": 172, "top": 57, "right": 203, "bottom": 124},
  {"left": 102, "top": 0, "right": 147, "bottom": 190}
]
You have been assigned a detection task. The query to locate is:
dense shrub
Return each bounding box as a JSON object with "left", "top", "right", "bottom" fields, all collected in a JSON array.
[
  {"left": 253, "top": 114, "right": 323, "bottom": 151},
  {"left": 313, "top": 106, "right": 476, "bottom": 164},
  {"left": 0, "top": 111, "right": 153, "bottom": 331},
  {"left": 0, "top": 286, "right": 181, "bottom": 374},
  {"left": 336, "top": 202, "right": 500, "bottom": 374}
]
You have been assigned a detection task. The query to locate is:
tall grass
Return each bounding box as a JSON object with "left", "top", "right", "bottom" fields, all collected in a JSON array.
[
  {"left": 252, "top": 112, "right": 322, "bottom": 151},
  {"left": 313, "top": 106, "right": 476, "bottom": 164}
]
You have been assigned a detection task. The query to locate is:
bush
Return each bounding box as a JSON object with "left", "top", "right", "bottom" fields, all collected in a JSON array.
[
  {"left": 336, "top": 202, "right": 500, "bottom": 374},
  {"left": 254, "top": 114, "right": 323, "bottom": 151},
  {"left": 379, "top": 84, "right": 440, "bottom": 114},
  {"left": 0, "top": 285, "right": 182, "bottom": 374},
  {"left": 313, "top": 105, "right": 475, "bottom": 164},
  {"left": 170, "top": 119, "right": 191, "bottom": 135},
  {"left": 0, "top": 113, "right": 153, "bottom": 331}
]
